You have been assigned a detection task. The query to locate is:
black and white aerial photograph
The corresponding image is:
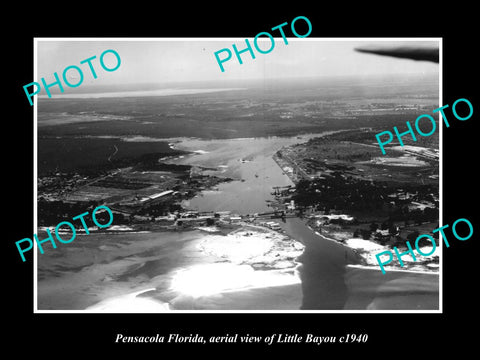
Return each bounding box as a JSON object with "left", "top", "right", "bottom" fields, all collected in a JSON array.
[
  {"left": 7, "top": 4, "right": 480, "bottom": 355},
  {"left": 35, "top": 38, "right": 441, "bottom": 312}
]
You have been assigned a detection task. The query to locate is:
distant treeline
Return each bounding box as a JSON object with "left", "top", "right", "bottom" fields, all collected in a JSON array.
[{"left": 38, "top": 136, "right": 189, "bottom": 177}]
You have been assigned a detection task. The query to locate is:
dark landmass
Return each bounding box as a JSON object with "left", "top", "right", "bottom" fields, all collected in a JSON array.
[{"left": 37, "top": 137, "right": 189, "bottom": 176}]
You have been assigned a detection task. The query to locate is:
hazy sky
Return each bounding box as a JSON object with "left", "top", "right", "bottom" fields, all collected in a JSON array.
[{"left": 36, "top": 39, "right": 439, "bottom": 87}]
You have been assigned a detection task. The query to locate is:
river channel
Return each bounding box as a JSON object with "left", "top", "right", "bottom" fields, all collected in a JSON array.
[{"left": 169, "top": 134, "right": 359, "bottom": 309}]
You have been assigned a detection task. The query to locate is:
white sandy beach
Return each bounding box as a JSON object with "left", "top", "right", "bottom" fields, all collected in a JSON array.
[{"left": 37, "top": 225, "right": 305, "bottom": 312}]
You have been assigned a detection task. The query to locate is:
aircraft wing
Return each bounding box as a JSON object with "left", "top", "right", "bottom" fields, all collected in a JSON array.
[{"left": 355, "top": 45, "right": 439, "bottom": 63}]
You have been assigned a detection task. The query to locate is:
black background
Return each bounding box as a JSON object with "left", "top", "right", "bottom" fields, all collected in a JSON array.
[{"left": 5, "top": 4, "right": 478, "bottom": 355}]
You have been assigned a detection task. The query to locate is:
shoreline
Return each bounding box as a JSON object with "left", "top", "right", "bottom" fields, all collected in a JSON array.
[
  {"left": 306, "top": 222, "right": 439, "bottom": 275},
  {"left": 277, "top": 217, "right": 439, "bottom": 310},
  {"left": 37, "top": 222, "right": 306, "bottom": 311}
]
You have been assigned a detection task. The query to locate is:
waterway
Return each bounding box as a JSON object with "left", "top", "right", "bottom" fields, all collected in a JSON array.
[
  {"left": 168, "top": 133, "right": 360, "bottom": 309},
  {"left": 278, "top": 217, "right": 359, "bottom": 309},
  {"left": 168, "top": 137, "right": 298, "bottom": 214},
  {"left": 168, "top": 134, "right": 333, "bottom": 214}
]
